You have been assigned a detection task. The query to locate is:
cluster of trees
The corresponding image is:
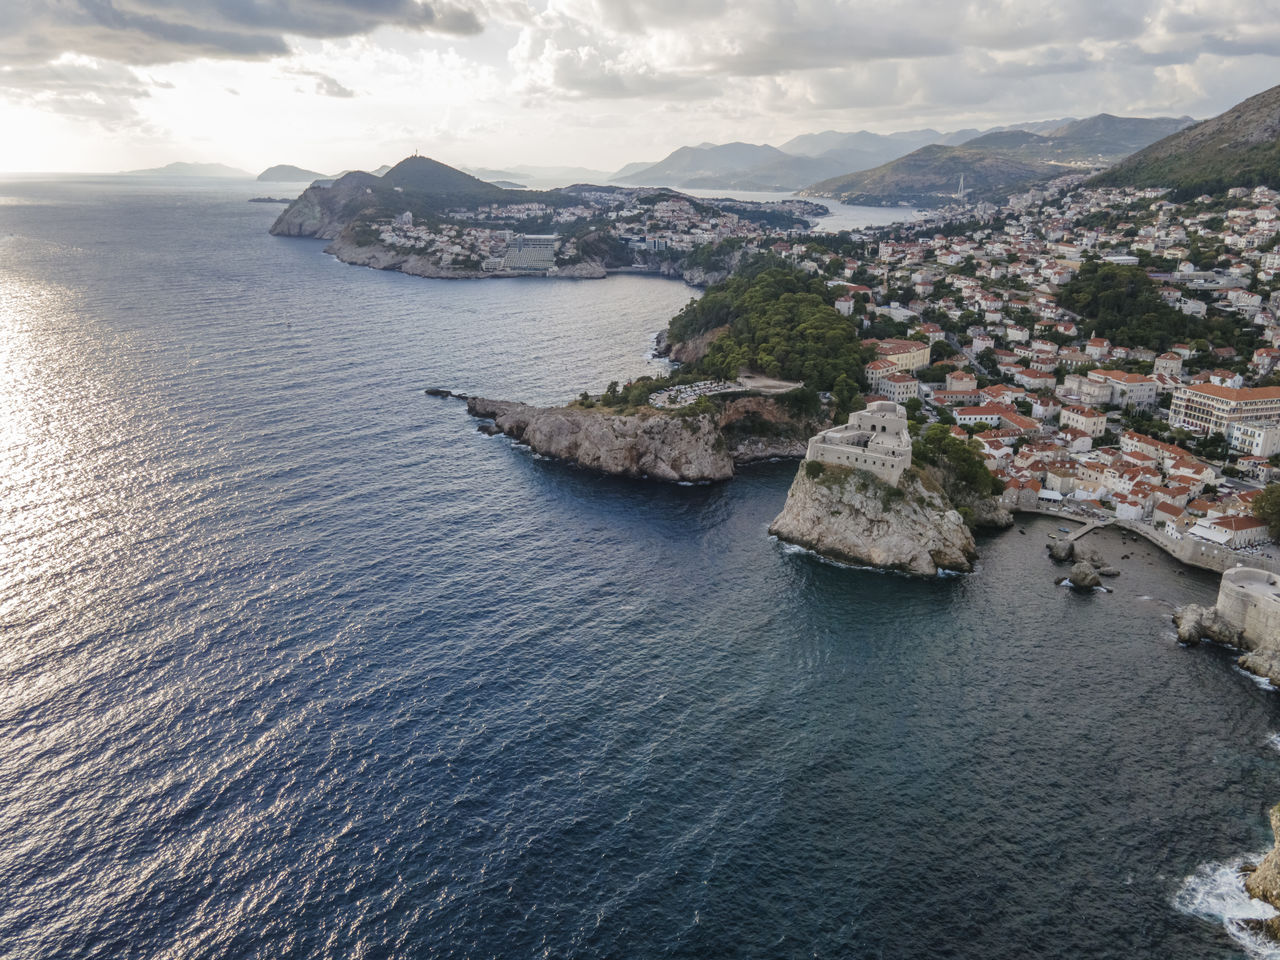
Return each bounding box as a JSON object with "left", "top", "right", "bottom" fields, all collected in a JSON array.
[
  {"left": 1059, "top": 261, "right": 1257, "bottom": 354},
  {"left": 1255, "top": 485, "right": 1280, "bottom": 539},
  {"left": 669, "top": 266, "right": 874, "bottom": 394},
  {"left": 911, "top": 422, "right": 1003, "bottom": 504}
]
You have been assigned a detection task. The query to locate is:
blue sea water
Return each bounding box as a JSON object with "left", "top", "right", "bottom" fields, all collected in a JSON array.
[{"left": 2, "top": 176, "right": 1280, "bottom": 959}]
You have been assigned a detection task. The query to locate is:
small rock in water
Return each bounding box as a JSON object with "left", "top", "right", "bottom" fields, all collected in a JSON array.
[
  {"left": 425, "top": 387, "right": 454, "bottom": 398},
  {"left": 1048, "top": 540, "right": 1074, "bottom": 562},
  {"left": 1067, "top": 561, "right": 1102, "bottom": 589},
  {"left": 1172, "top": 603, "right": 1239, "bottom": 646}
]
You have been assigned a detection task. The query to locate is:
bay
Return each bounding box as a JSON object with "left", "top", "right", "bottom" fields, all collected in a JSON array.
[{"left": 0, "top": 176, "right": 1277, "bottom": 959}]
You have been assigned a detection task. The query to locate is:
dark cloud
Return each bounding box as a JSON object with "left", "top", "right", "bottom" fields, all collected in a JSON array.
[
  {"left": 295, "top": 69, "right": 357, "bottom": 98},
  {"left": 1, "top": 0, "right": 486, "bottom": 67}
]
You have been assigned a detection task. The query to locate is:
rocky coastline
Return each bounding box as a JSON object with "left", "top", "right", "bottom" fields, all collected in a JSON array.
[
  {"left": 325, "top": 233, "right": 609, "bottom": 280},
  {"left": 462, "top": 393, "right": 826, "bottom": 482}
]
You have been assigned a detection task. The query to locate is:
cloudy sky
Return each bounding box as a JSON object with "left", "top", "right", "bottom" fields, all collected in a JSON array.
[{"left": 2, "top": 0, "right": 1278, "bottom": 174}]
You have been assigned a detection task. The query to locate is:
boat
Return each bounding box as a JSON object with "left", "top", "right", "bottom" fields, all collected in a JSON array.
[{"left": 1058, "top": 527, "right": 1070, "bottom": 533}]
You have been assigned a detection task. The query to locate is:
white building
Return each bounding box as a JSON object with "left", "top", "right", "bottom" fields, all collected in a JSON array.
[{"left": 1230, "top": 421, "right": 1280, "bottom": 457}]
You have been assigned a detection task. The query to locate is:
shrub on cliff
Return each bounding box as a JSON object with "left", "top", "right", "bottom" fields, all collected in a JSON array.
[{"left": 912, "top": 423, "right": 1002, "bottom": 502}]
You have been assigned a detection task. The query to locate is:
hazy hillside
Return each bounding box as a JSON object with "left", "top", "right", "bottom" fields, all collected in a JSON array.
[
  {"left": 1047, "top": 114, "right": 1194, "bottom": 157},
  {"left": 258, "top": 164, "right": 329, "bottom": 182},
  {"left": 617, "top": 113, "right": 1179, "bottom": 193},
  {"left": 123, "top": 161, "right": 252, "bottom": 177},
  {"left": 1090, "top": 85, "right": 1280, "bottom": 195},
  {"left": 380, "top": 156, "right": 509, "bottom": 201},
  {"left": 803, "top": 142, "right": 1072, "bottom": 206},
  {"left": 614, "top": 142, "right": 794, "bottom": 186}
]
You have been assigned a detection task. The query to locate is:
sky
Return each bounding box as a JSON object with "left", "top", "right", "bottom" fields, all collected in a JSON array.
[{"left": 2, "top": 0, "right": 1279, "bottom": 175}]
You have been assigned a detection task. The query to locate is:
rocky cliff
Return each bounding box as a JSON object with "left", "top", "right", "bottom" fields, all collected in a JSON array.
[
  {"left": 323, "top": 233, "right": 608, "bottom": 280},
  {"left": 464, "top": 393, "right": 825, "bottom": 480},
  {"left": 717, "top": 395, "right": 824, "bottom": 462},
  {"left": 667, "top": 324, "right": 728, "bottom": 365},
  {"left": 1246, "top": 805, "right": 1280, "bottom": 914},
  {"left": 768, "top": 462, "right": 978, "bottom": 575},
  {"left": 269, "top": 172, "right": 381, "bottom": 239},
  {"left": 467, "top": 397, "right": 734, "bottom": 482}
]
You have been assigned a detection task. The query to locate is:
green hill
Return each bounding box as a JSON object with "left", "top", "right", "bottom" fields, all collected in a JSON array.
[
  {"left": 380, "top": 155, "right": 507, "bottom": 201},
  {"left": 802, "top": 142, "right": 1072, "bottom": 207},
  {"left": 1090, "top": 84, "right": 1280, "bottom": 196}
]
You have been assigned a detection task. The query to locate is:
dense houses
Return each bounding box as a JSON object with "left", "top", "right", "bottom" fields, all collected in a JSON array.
[{"left": 764, "top": 179, "right": 1280, "bottom": 554}]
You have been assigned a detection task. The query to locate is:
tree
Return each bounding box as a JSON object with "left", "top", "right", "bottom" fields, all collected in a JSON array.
[{"left": 930, "top": 340, "right": 959, "bottom": 362}]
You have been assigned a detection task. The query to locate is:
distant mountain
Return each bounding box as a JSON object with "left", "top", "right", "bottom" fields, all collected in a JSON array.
[
  {"left": 123, "top": 161, "right": 252, "bottom": 178},
  {"left": 1045, "top": 114, "right": 1195, "bottom": 157},
  {"left": 614, "top": 142, "right": 794, "bottom": 187},
  {"left": 803, "top": 142, "right": 1073, "bottom": 207},
  {"left": 258, "top": 164, "right": 329, "bottom": 182},
  {"left": 1090, "top": 85, "right": 1280, "bottom": 195},
  {"left": 618, "top": 115, "right": 1176, "bottom": 193},
  {"left": 611, "top": 160, "right": 659, "bottom": 180},
  {"left": 508, "top": 165, "right": 615, "bottom": 186},
  {"left": 465, "top": 166, "right": 526, "bottom": 182}
]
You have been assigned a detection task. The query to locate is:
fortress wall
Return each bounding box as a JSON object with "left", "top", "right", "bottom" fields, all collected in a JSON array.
[
  {"left": 807, "top": 440, "right": 906, "bottom": 485},
  {"left": 1218, "top": 567, "right": 1280, "bottom": 651}
]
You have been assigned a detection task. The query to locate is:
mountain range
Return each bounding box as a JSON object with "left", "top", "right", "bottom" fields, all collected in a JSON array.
[
  {"left": 800, "top": 115, "right": 1197, "bottom": 207},
  {"left": 614, "top": 114, "right": 1194, "bottom": 193}
]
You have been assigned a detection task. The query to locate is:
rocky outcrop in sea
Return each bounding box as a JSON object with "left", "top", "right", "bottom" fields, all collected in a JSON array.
[
  {"left": 466, "top": 397, "right": 734, "bottom": 482},
  {"left": 767, "top": 462, "right": 978, "bottom": 576},
  {"left": 462, "top": 393, "right": 827, "bottom": 482},
  {"left": 1246, "top": 805, "right": 1280, "bottom": 913},
  {"left": 1173, "top": 604, "right": 1241, "bottom": 647}
]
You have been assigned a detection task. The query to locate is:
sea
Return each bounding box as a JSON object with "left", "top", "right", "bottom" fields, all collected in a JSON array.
[
  {"left": 674, "top": 187, "right": 920, "bottom": 233},
  {"left": 2, "top": 175, "right": 1280, "bottom": 959}
]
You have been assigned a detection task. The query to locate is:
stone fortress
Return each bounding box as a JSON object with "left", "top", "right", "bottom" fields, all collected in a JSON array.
[
  {"left": 1215, "top": 566, "right": 1280, "bottom": 649},
  {"left": 806, "top": 400, "right": 912, "bottom": 485}
]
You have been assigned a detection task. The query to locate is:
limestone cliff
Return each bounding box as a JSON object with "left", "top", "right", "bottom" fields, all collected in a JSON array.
[
  {"left": 269, "top": 172, "right": 380, "bottom": 239},
  {"left": 669, "top": 324, "right": 728, "bottom": 365},
  {"left": 324, "top": 232, "right": 607, "bottom": 280},
  {"left": 768, "top": 462, "right": 978, "bottom": 575},
  {"left": 717, "top": 396, "right": 827, "bottom": 463},
  {"left": 1246, "top": 805, "right": 1280, "bottom": 911},
  {"left": 467, "top": 397, "right": 734, "bottom": 482}
]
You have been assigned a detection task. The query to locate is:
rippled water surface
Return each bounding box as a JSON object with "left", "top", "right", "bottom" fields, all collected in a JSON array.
[{"left": 3, "top": 176, "right": 1280, "bottom": 959}]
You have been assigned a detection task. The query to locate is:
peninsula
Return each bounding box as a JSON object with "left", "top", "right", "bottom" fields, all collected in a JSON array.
[{"left": 269, "top": 155, "right": 825, "bottom": 284}]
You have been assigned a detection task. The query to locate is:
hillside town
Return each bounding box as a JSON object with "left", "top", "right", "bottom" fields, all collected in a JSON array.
[
  {"left": 766, "top": 179, "right": 1280, "bottom": 556},
  {"left": 654, "top": 178, "right": 1280, "bottom": 558},
  {"left": 369, "top": 189, "right": 810, "bottom": 274}
]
